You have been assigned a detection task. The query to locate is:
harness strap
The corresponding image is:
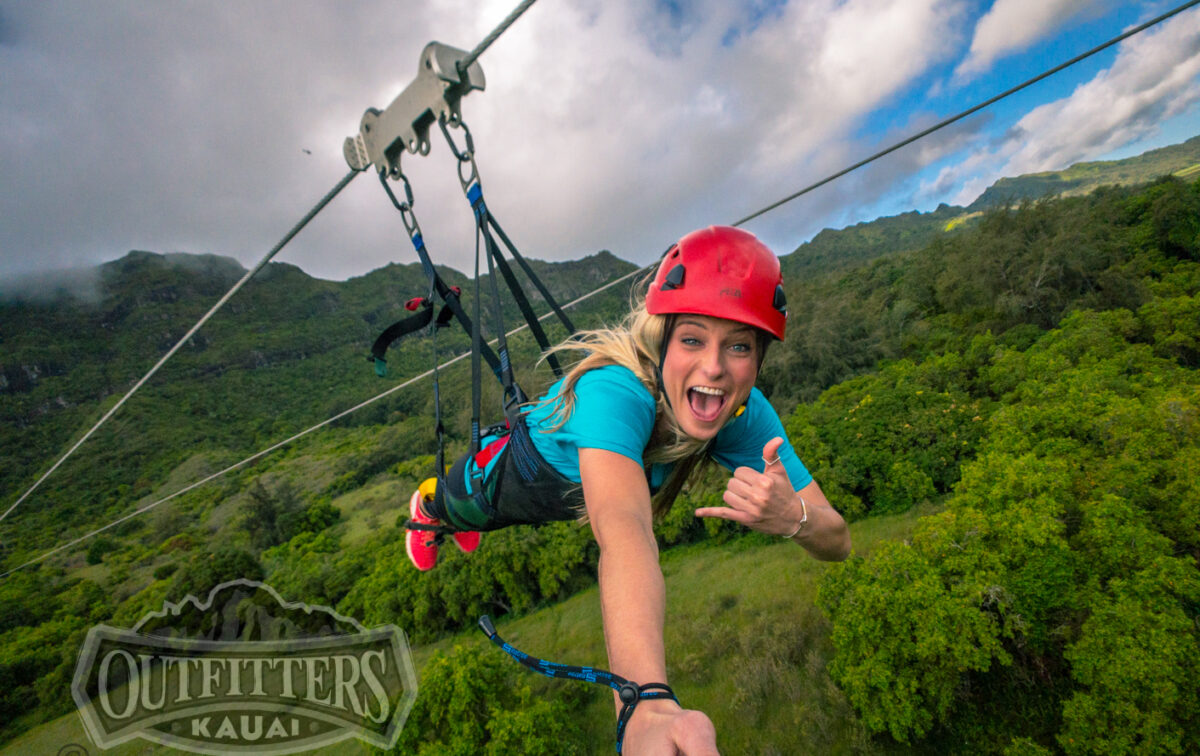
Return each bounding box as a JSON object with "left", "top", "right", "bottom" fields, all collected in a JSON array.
[
  {"left": 372, "top": 119, "right": 581, "bottom": 518},
  {"left": 469, "top": 182, "right": 526, "bottom": 425},
  {"left": 485, "top": 213, "right": 576, "bottom": 337},
  {"left": 481, "top": 212, "right": 572, "bottom": 378},
  {"left": 403, "top": 520, "right": 458, "bottom": 546},
  {"left": 374, "top": 175, "right": 505, "bottom": 379},
  {"left": 370, "top": 296, "right": 460, "bottom": 375}
]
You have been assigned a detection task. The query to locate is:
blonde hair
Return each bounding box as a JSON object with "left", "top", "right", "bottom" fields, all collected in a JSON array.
[{"left": 535, "top": 283, "right": 711, "bottom": 518}]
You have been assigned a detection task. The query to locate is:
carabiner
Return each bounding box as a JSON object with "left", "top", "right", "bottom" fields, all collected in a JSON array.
[
  {"left": 379, "top": 171, "right": 423, "bottom": 242},
  {"left": 438, "top": 114, "right": 475, "bottom": 162},
  {"left": 439, "top": 116, "right": 481, "bottom": 193}
]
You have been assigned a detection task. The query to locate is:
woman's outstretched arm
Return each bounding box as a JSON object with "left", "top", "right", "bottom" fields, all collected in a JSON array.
[{"left": 580, "top": 447, "right": 720, "bottom": 755}]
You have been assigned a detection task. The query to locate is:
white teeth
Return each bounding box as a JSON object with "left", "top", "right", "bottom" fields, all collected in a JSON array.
[{"left": 690, "top": 386, "right": 725, "bottom": 396}]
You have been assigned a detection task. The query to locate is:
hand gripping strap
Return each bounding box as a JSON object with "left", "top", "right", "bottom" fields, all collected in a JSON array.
[{"left": 615, "top": 682, "right": 678, "bottom": 754}]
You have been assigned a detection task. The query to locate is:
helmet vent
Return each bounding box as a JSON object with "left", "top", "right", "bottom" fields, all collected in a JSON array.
[
  {"left": 661, "top": 264, "right": 685, "bottom": 291},
  {"left": 773, "top": 284, "right": 787, "bottom": 313}
]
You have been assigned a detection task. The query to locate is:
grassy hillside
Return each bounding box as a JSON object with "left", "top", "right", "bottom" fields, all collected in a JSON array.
[
  {"left": 782, "top": 203, "right": 967, "bottom": 277},
  {"left": 782, "top": 133, "right": 1200, "bottom": 286}
]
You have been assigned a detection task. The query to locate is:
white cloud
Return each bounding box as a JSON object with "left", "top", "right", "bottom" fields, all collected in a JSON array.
[
  {"left": 746, "top": 0, "right": 965, "bottom": 166},
  {"left": 945, "top": 7, "right": 1200, "bottom": 205},
  {"left": 955, "top": 0, "right": 1107, "bottom": 80},
  {"left": 2, "top": 1, "right": 1188, "bottom": 285}
]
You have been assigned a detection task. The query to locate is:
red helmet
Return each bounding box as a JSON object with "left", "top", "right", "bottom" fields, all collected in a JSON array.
[{"left": 646, "top": 226, "right": 787, "bottom": 340}]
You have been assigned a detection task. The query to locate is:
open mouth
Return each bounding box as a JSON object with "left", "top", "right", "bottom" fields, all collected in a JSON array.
[{"left": 687, "top": 385, "right": 727, "bottom": 423}]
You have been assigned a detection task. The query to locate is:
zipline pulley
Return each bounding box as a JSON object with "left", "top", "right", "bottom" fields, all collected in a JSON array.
[{"left": 344, "top": 42, "right": 486, "bottom": 177}]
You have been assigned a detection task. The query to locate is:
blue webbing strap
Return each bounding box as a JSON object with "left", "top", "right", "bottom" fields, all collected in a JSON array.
[{"left": 478, "top": 615, "right": 678, "bottom": 753}]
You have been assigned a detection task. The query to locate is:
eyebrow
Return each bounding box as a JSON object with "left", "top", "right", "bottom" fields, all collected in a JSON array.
[{"left": 676, "top": 318, "right": 755, "bottom": 336}]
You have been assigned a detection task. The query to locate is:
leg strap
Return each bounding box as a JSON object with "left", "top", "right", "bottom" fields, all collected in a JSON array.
[{"left": 404, "top": 520, "right": 459, "bottom": 545}]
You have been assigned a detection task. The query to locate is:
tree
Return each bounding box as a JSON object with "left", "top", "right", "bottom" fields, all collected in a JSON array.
[{"left": 389, "top": 644, "right": 583, "bottom": 755}]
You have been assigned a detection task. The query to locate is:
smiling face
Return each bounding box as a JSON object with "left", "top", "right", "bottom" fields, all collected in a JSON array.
[{"left": 660, "top": 314, "right": 761, "bottom": 440}]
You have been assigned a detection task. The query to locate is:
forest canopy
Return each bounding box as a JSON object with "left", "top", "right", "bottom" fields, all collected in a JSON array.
[{"left": 1, "top": 176, "right": 1197, "bottom": 753}]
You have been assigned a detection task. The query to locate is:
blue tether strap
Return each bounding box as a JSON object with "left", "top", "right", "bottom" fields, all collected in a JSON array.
[{"left": 478, "top": 615, "right": 679, "bottom": 753}]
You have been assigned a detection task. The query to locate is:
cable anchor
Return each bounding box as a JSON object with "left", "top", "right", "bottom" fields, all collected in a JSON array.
[{"left": 344, "top": 42, "right": 486, "bottom": 178}]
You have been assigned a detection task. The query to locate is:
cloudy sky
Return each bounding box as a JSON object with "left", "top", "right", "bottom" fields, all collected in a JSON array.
[{"left": 2, "top": 0, "right": 1199, "bottom": 287}]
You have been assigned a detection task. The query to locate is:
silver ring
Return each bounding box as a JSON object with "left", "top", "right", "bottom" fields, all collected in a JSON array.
[{"left": 762, "top": 455, "right": 781, "bottom": 467}]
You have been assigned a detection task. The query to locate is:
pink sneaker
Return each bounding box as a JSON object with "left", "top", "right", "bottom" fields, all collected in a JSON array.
[
  {"left": 405, "top": 478, "right": 481, "bottom": 570},
  {"left": 452, "top": 528, "right": 481, "bottom": 553},
  {"left": 406, "top": 487, "right": 440, "bottom": 571}
]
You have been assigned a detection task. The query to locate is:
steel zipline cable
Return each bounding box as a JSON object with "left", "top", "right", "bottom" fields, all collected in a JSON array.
[
  {"left": 459, "top": 0, "right": 538, "bottom": 73},
  {"left": 0, "top": 169, "right": 359, "bottom": 525},
  {"left": 3, "top": 0, "right": 1192, "bottom": 573},
  {"left": 0, "top": 265, "right": 643, "bottom": 578},
  {"left": 0, "top": 0, "right": 542, "bottom": 527}
]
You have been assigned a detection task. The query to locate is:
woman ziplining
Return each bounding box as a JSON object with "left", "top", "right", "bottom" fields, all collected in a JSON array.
[
  {"left": 345, "top": 33, "right": 849, "bottom": 754},
  {"left": 401, "top": 225, "right": 851, "bottom": 754}
]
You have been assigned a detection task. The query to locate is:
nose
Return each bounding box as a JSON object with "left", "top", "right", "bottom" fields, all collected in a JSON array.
[{"left": 699, "top": 342, "right": 726, "bottom": 378}]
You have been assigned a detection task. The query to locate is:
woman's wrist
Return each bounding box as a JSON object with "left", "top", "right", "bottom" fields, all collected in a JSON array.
[
  {"left": 783, "top": 495, "right": 808, "bottom": 539},
  {"left": 620, "top": 695, "right": 683, "bottom": 731}
]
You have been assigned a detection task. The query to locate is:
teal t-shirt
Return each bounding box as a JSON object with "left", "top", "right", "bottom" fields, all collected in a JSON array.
[{"left": 523, "top": 365, "right": 812, "bottom": 491}]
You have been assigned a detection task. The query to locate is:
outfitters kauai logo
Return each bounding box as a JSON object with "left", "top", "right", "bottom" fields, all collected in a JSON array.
[{"left": 71, "top": 580, "right": 417, "bottom": 754}]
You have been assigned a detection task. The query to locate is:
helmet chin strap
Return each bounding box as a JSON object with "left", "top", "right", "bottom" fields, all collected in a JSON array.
[{"left": 655, "top": 314, "right": 676, "bottom": 410}]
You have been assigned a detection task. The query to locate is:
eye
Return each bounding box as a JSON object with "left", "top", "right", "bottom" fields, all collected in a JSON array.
[{"left": 680, "top": 335, "right": 702, "bottom": 347}]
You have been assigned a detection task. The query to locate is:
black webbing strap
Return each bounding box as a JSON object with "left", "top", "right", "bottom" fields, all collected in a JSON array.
[
  {"left": 378, "top": 172, "right": 506, "bottom": 498},
  {"left": 464, "top": 183, "right": 521, "bottom": 518},
  {"left": 480, "top": 213, "right": 573, "bottom": 378},
  {"left": 486, "top": 213, "right": 576, "bottom": 338},
  {"left": 469, "top": 182, "right": 526, "bottom": 421},
  {"left": 375, "top": 175, "right": 505, "bottom": 379},
  {"left": 370, "top": 297, "right": 455, "bottom": 376},
  {"left": 483, "top": 231, "right": 565, "bottom": 378},
  {"left": 478, "top": 615, "right": 679, "bottom": 754}
]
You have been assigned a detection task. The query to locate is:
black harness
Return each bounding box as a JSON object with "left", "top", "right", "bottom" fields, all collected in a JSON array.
[{"left": 370, "top": 116, "right": 576, "bottom": 541}]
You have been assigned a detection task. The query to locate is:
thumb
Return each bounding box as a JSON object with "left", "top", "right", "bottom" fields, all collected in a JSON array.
[
  {"left": 761, "top": 437, "right": 785, "bottom": 470},
  {"left": 761, "top": 437, "right": 792, "bottom": 483}
]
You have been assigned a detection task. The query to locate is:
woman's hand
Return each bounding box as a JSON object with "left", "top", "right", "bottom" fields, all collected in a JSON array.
[
  {"left": 622, "top": 699, "right": 719, "bottom": 755},
  {"left": 696, "top": 437, "right": 803, "bottom": 536},
  {"left": 696, "top": 437, "right": 851, "bottom": 560}
]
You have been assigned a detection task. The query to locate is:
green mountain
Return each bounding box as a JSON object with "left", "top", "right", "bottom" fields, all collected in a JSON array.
[
  {"left": 6, "top": 134, "right": 1199, "bottom": 547},
  {"left": 0, "top": 248, "right": 638, "bottom": 548},
  {"left": 782, "top": 202, "right": 967, "bottom": 277},
  {"left": 968, "top": 133, "right": 1200, "bottom": 210},
  {"left": 781, "top": 133, "right": 1200, "bottom": 282}
]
